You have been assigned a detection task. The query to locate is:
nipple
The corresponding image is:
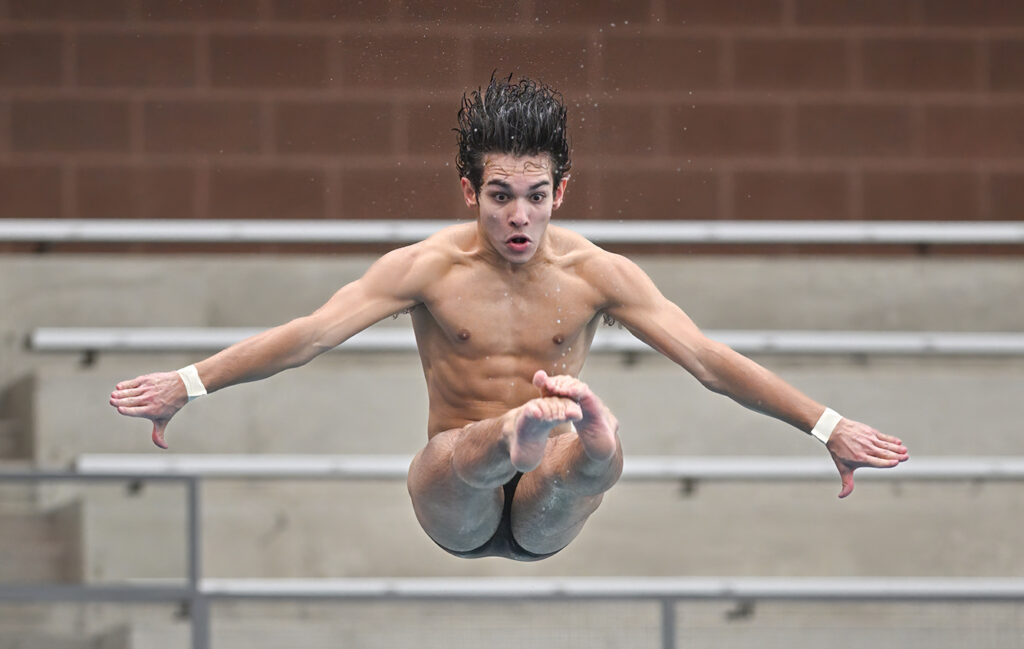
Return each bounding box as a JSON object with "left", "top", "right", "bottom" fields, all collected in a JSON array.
[
  {"left": 552, "top": 334, "right": 565, "bottom": 345},
  {"left": 457, "top": 329, "right": 471, "bottom": 341}
]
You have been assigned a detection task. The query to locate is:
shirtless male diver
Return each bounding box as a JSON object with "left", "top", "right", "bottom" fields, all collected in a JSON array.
[{"left": 110, "top": 77, "right": 909, "bottom": 561}]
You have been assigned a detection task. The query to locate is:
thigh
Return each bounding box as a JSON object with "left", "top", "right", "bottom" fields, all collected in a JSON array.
[
  {"left": 406, "top": 428, "right": 505, "bottom": 552},
  {"left": 510, "top": 434, "right": 613, "bottom": 554}
]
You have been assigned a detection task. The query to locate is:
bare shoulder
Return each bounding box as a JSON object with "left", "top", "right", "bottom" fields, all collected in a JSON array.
[
  {"left": 547, "top": 225, "right": 650, "bottom": 299},
  {"left": 362, "top": 224, "right": 467, "bottom": 297}
]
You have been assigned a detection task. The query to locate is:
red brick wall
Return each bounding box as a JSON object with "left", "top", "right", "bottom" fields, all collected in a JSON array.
[{"left": 2, "top": 0, "right": 1023, "bottom": 226}]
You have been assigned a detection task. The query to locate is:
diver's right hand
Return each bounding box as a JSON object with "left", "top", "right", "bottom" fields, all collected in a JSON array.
[{"left": 109, "top": 371, "right": 188, "bottom": 449}]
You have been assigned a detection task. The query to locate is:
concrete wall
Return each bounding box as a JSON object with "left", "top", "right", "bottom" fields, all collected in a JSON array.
[{"left": 1, "top": 253, "right": 1021, "bottom": 587}]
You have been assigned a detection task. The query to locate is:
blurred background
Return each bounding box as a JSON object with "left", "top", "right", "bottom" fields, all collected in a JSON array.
[{"left": 1, "top": 1, "right": 1023, "bottom": 647}]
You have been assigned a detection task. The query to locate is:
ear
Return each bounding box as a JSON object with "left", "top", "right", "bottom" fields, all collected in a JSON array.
[
  {"left": 552, "top": 176, "right": 569, "bottom": 210},
  {"left": 460, "top": 177, "right": 478, "bottom": 207}
]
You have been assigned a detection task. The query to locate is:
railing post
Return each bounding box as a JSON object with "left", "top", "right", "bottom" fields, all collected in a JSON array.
[
  {"left": 186, "top": 477, "right": 209, "bottom": 649},
  {"left": 660, "top": 598, "right": 676, "bottom": 649},
  {"left": 190, "top": 596, "right": 210, "bottom": 649}
]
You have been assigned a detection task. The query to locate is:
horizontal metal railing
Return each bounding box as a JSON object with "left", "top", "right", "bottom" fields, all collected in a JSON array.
[
  {"left": 74, "top": 453, "right": 1024, "bottom": 483},
  {"left": 3, "top": 458, "right": 1024, "bottom": 649},
  {"left": 29, "top": 326, "right": 1024, "bottom": 356},
  {"left": 1, "top": 219, "right": 1022, "bottom": 245}
]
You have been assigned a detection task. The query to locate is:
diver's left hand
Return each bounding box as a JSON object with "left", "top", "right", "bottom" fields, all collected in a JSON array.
[{"left": 826, "top": 419, "right": 909, "bottom": 498}]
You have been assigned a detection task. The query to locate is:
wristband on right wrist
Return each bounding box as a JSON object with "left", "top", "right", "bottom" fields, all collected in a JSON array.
[
  {"left": 810, "top": 407, "right": 842, "bottom": 444},
  {"left": 176, "top": 364, "right": 207, "bottom": 401}
]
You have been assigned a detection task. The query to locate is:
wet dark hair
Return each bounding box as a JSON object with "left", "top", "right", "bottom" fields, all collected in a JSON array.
[{"left": 455, "top": 75, "right": 571, "bottom": 194}]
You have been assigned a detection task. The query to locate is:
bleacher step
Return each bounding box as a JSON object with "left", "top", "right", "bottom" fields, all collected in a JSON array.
[
  {"left": 0, "top": 510, "right": 72, "bottom": 582},
  {"left": 0, "top": 629, "right": 104, "bottom": 649},
  {"left": 0, "top": 461, "right": 39, "bottom": 513},
  {"left": 0, "top": 419, "right": 23, "bottom": 460}
]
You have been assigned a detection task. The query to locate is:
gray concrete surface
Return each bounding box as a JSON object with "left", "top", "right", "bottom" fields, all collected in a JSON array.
[
  {"left": 1, "top": 253, "right": 1022, "bottom": 645},
  {"left": 3, "top": 254, "right": 1023, "bottom": 390},
  {"left": 25, "top": 353, "right": 1024, "bottom": 463}
]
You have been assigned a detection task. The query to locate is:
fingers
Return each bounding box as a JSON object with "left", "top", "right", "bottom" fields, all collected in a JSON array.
[
  {"left": 115, "top": 377, "right": 143, "bottom": 391},
  {"left": 876, "top": 438, "right": 908, "bottom": 454},
  {"left": 111, "top": 386, "right": 145, "bottom": 399},
  {"left": 532, "top": 370, "right": 549, "bottom": 389},
  {"left": 114, "top": 405, "right": 155, "bottom": 418},
  {"left": 876, "top": 431, "right": 905, "bottom": 446},
  {"left": 109, "top": 394, "right": 147, "bottom": 408},
  {"left": 527, "top": 396, "right": 583, "bottom": 422},
  {"left": 533, "top": 369, "right": 588, "bottom": 401}
]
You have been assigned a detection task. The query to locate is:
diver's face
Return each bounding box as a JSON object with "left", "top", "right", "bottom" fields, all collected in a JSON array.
[{"left": 462, "top": 153, "right": 567, "bottom": 265}]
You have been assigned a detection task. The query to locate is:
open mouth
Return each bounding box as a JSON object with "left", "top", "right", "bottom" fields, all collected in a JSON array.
[{"left": 505, "top": 235, "right": 531, "bottom": 252}]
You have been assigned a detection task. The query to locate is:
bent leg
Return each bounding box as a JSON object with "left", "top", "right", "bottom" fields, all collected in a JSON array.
[
  {"left": 407, "top": 396, "right": 583, "bottom": 552},
  {"left": 511, "top": 373, "right": 624, "bottom": 554}
]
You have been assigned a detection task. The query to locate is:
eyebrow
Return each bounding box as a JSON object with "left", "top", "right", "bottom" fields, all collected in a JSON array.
[{"left": 484, "top": 179, "right": 551, "bottom": 191}]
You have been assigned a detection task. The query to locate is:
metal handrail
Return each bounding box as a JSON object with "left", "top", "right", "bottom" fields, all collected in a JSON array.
[
  {"left": 199, "top": 576, "right": 1024, "bottom": 602},
  {"left": 73, "top": 454, "right": 1024, "bottom": 483},
  {"left": 3, "top": 462, "right": 1024, "bottom": 649},
  {"left": 29, "top": 327, "right": 1024, "bottom": 356},
  {"left": 1, "top": 219, "right": 1022, "bottom": 245}
]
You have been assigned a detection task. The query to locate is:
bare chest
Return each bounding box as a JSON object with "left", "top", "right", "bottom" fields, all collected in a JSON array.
[{"left": 414, "top": 266, "right": 601, "bottom": 360}]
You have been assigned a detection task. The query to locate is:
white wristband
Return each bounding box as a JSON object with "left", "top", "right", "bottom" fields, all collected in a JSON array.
[
  {"left": 176, "top": 364, "right": 207, "bottom": 402},
  {"left": 810, "top": 407, "right": 842, "bottom": 444}
]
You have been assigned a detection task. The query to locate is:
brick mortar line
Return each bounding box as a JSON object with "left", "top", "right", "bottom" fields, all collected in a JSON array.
[
  {"left": 125, "top": 0, "right": 141, "bottom": 21},
  {"left": 977, "top": 38, "right": 992, "bottom": 93},
  {"left": 324, "top": 163, "right": 342, "bottom": 220},
  {"left": 60, "top": 26, "right": 76, "bottom": 87},
  {"left": 195, "top": 159, "right": 209, "bottom": 219},
  {"left": 7, "top": 152, "right": 1024, "bottom": 174},
  {"left": 720, "top": 33, "right": 735, "bottom": 89},
  {"left": 910, "top": 103, "right": 926, "bottom": 158},
  {"left": 649, "top": 0, "right": 667, "bottom": 24},
  {"left": 849, "top": 168, "right": 864, "bottom": 219},
  {"left": 256, "top": 0, "right": 272, "bottom": 22},
  {"left": 129, "top": 97, "right": 144, "bottom": 156},
  {"left": 260, "top": 100, "right": 275, "bottom": 156},
  {"left": 781, "top": 0, "right": 796, "bottom": 26},
  {"left": 781, "top": 103, "right": 798, "bottom": 158},
  {"left": 978, "top": 169, "right": 994, "bottom": 219},
  {"left": 518, "top": 0, "right": 536, "bottom": 25},
  {"left": 849, "top": 36, "right": 863, "bottom": 91},
  {"left": 393, "top": 100, "right": 409, "bottom": 156},
  {"left": 7, "top": 20, "right": 1024, "bottom": 38},
  {"left": 195, "top": 28, "right": 210, "bottom": 88},
  {"left": 719, "top": 167, "right": 735, "bottom": 219},
  {"left": 7, "top": 89, "right": 1024, "bottom": 107},
  {"left": 60, "top": 163, "right": 74, "bottom": 218}
]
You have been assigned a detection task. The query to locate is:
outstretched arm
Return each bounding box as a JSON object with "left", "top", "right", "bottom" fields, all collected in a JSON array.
[
  {"left": 595, "top": 253, "right": 908, "bottom": 498},
  {"left": 109, "top": 243, "right": 438, "bottom": 448}
]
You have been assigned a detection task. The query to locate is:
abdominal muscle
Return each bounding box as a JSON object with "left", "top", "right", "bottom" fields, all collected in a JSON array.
[{"left": 421, "top": 349, "right": 585, "bottom": 437}]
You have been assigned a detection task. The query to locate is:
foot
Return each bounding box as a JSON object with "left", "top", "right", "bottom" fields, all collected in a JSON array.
[
  {"left": 532, "top": 370, "right": 619, "bottom": 462},
  {"left": 508, "top": 397, "right": 583, "bottom": 472}
]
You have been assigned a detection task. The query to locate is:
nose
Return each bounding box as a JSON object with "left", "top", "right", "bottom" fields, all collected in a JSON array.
[{"left": 509, "top": 200, "right": 529, "bottom": 228}]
